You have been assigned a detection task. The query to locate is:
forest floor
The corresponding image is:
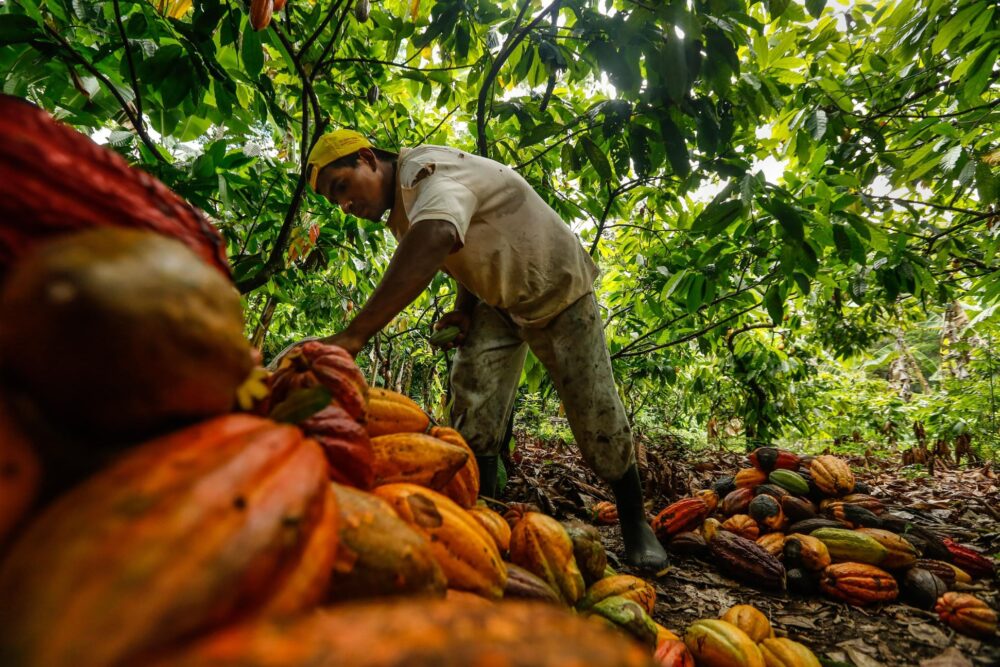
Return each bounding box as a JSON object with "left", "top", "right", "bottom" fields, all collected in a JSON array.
[{"left": 503, "top": 430, "right": 1000, "bottom": 667}]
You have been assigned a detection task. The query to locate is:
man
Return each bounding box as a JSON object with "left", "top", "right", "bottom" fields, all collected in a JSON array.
[{"left": 296, "top": 129, "right": 667, "bottom": 569}]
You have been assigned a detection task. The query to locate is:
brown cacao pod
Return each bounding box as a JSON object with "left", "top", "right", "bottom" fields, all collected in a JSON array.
[
  {"left": 327, "top": 482, "right": 446, "bottom": 601},
  {"left": 722, "top": 514, "right": 760, "bottom": 541},
  {"left": 269, "top": 341, "right": 368, "bottom": 423},
  {"left": 655, "top": 639, "right": 695, "bottom": 667},
  {"left": 431, "top": 426, "right": 480, "bottom": 508},
  {"left": 720, "top": 604, "right": 773, "bottom": 643},
  {"left": 934, "top": 592, "right": 998, "bottom": 638},
  {"left": 0, "top": 393, "right": 40, "bottom": 546},
  {"left": 250, "top": 0, "right": 273, "bottom": 30},
  {"left": 502, "top": 562, "right": 562, "bottom": 603},
  {"left": 374, "top": 483, "right": 506, "bottom": 599},
  {"left": 915, "top": 559, "right": 962, "bottom": 587},
  {"left": 786, "top": 567, "right": 819, "bottom": 595},
  {"left": 758, "top": 638, "right": 821, "bottom": 667},
  {"left": 748, "top": 447, "right": 801, "bottom": 473},
  {"left": 748, "top": 495, "right": 785, "bottom": 531},
  {"left": 839, "top": 493, "right": 885, "bottom": 514},
  {"left": 754, "top": 483, "right": 791, "bottom": 501},
  {"left": 578, "top": 574, "right": 656, "bottom": 614},
  {"left": 468, "top": 506, "right": 512, "bottom": 554},
  {"left": 652, "top": 497, "right": 712, "bottom": 542},
  {"left": 780, "top": 496, "right": 817, "bottom": 522},
  {"left": 819, "top": 562, "right": 898, "bottom": 606},
  {"left": 669, "top": 531, "right": 709, "bottom": 557},
  {"left": 301, "top": 402, "right": 374, "bottom": 488},
  {"left": 783, "top": 533, "right": 831, "bottom": 571},
  {"left": 586, "top": 596, "right": 659, "bottom": 649},
  {"left": 0, "top": 415, "right": 338, "bottom": 667},
  {"left": 902, "top": 568, "right": 948, "bottom": 610},
  {"left": 140, "top": 598, "right": 656, "bottom": 667},
  {"left": 510, "top": 512, "right": 586, "bottom": 606},
  {"left": 0, "top": 228, "right": 253, "bottom": 439},
  {"left": 735, "top": 467, "right": 767, "bottom": 488},
  {"left": 756, "top": 532, "right": 787, "bottom": 558},
  {"left": 684, "top": 619, "right": 765, "bottom": 667},
  {"left": 708, "top": 530, "right": 786, "bottom": 590},
  {"left": 0, "top": 95, "right": 230, "bottom": 279},
  {"left": 823, "top": 502, "right": 882, "bottom": 528},
  {"left": 591, "top": 500, "right": 618, "bottom": 525},
  {"left": 809, "top": 455, "right": 855, "bottom": 496},
  {"left": 504, "top": 501, "right": 541, "bottom": 528},
  {"left": 854, "top": 528, "right": 918, "bottom": 569},
  {"left": 562, "top": 519, "right": 608, "bottom": 586},
  {"left": 722, "top": 487, "right": 755, "bottom": 516},
  {"left": 787, "top": 517, "right": 848, "bottom": 534},
  {"left": 366, "top": 387, "right": 430, "bottom": 436},
  {"left": 370, "top": 432, "right": 469, "bottom": 489},
  {"left": 942, "top": 538, "right": 997, "bottom": 580},
  {"left": 712, "top": 475, "right": 736, "bottom": 497}
]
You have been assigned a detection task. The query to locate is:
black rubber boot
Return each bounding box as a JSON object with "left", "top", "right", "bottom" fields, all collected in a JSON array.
[
  {"left": 476, "top": 454, "right": 499, "bottom": 499},
  {"left": 610, "top": 464, "right": 669, "bottom": 570}
]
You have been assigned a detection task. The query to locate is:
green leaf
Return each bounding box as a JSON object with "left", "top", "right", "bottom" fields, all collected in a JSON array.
[
  {"left": 658, "top": 115, "right": 690, "bottom": 178},
  {"left": 0, "top": 14, "right": 41, "bottom": 42},
  {"left": 764, "top": 198, "right": 805, "bottom": 242},
  {"left": 692, "top": 199, "right": 743, "bottom": 235},
  {"left": 766, "top": 0, "right": 791, "bottom": 19},
  {"left": 833, "top": 224, "right": 852, "bottom": 263},
  {"left": 932, "top": 4, "right": 981, "bottom": 55},
  {"left": 764, "top": 284, "right": 784, "bottom": 325},
  {"left": 268, "top": 386, "right": 333, "bottom": 424},
  {"left": 581, "top": 136, "right": 613, "bottom": 181},
  {"left": 805, "top": 0, "right": 826, "bottom": 19},
  {"left": 241, "top": 26, "right": 263, "bottom": 78}
]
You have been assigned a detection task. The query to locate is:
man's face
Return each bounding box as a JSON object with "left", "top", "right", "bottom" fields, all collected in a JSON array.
[{"left": 315, "top": 148, "right": 391, "bottom": 222}]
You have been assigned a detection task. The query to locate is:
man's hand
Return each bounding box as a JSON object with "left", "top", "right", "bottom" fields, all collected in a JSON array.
[{"left": 432, "top": 310, "right": 472, "bottom": 350}]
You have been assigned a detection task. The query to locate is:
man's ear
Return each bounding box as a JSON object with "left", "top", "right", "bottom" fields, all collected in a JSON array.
[{"left": 358, "top": 147, "right": 378, "bottom": 170}]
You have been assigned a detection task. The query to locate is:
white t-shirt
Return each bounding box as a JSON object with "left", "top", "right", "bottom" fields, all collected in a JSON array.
[{"left": 385, "top": 146, "right": 599, "bottom": 328}]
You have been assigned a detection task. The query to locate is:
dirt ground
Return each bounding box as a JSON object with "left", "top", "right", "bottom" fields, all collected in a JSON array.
[{"left": 503, "top": 431, "right": 1000, "bottom": 666}]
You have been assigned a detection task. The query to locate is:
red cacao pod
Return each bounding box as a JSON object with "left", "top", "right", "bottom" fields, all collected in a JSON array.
[
  {"left": 934, "top": 592, "right": 997, "bottom": 638},
  {"left": 250, "top": 0, "right": 273, "bottom": 30},
  {"left": 652, "top": 497, "right": 712, "bottom": 543},
  {"left": 942, "top": 538, "right": 996, "bottom": 580},
  {"left": 300, "top": 402, "right": 374, "bottom": 488},
  {"left": 591, "top": 500, "right": 619, "bottom": 525},
  {"left": 269, "top": 341, "right": 368, "bottom": 423},
  {"left": 819, "top": 562, "right": 898, "bottom": 606}
]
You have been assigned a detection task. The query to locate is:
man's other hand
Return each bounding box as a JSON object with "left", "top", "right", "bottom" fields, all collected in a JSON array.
[{"left": 432, "top": 310, "right": 472, "bottom": 350}]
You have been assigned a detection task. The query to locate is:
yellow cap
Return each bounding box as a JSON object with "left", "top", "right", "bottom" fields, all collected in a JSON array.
[{"left": 307, "top": 129, "right": 373, "bottom": 191}]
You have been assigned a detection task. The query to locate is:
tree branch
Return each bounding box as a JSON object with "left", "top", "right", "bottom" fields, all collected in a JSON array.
[
  {"left": 111, "top": 0, "right": 165, "bottom": 162},
  {"left": 614, "top": 300, "right": 763, "bottom": 359}
]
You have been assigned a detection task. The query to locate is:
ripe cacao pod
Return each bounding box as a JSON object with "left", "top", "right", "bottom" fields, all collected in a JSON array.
[
  {"left": 902, "top": 568, "right": 948, "bottom": 610},
  {"left": 0, "top": 393, "right": 40, "bottom": 546},
  {"left": 712, "top": 475, "right": 736, "bottom": 497},
  {"left": 819, "top": 562, "right": 898, "bottom": 606},
  {"left": 504, "top": 501, "right": 541, "bottom": 528},
  {"left": 273, "top": 0, "right": 287, "bottom": 10},
  {"left": 430, "top": 426, "right": 479, "bottom": 507},
  {"left": 327, "top": 482, "right": 446, "bottom": 601},
  {"left": 0, "top": 228, "right": 253, "bottom": 439},
  {"left": 509, "top": 512, "right": 585, "bottom": 606},
  {"left": 722, "top": 487, "right": 754, "bottom": 516},
  {"left": 578, "top": 574, "right": 656, "bottom": 614},
  {"left": 915, "top": 558, "right": 962, "bottom": 587},
  {"left": 652, "top": 497, "right": 712, "bottom": 543},
  {"left": 301, "top": 402, "right": 374, "bottom": 488},
  {"left": 370, "top": 432, "right": 468, "bottom": 489},
  {"left": 768, "top": 470, "right": 809, "bottom": 495},
  {"left": 756, "top": 532, "right": 786, "bottom": 558},
  {"left": 720, "top": 604, "right": 773, "bottom": 642},
  {"left": 809, "top": 455, "right": 855, "bottom": 496},
  {"left": 141, "top": 598, "right": 656, "bottom": 667},
  {"left": 838, "top": 493, "right": 885, "bottom": 515},
  {"left": 708, "top": 530, "right": 786, "bottom": 590},
  {"left": 655, "top": 639, "right": 695, "bottom": 667},
  {"left": 373, "top": 483, "right": 506, "bottom": 599},
  {"left": 655, "top": 623, "right": 680, "bottom": 645},
  {"left": 823, "top": 502, "right": 882, "bottom": 529},
  {"left": 0, "top": 415, "right": 337, "bottom": 667},
  {"left": 780, "top": 496, "right": 817, "bottom": 522},
  {"left": 591, "top": 500, "right": 618, "bottom": 525},
  {"left": 735, "top": 467, "right": 767, "bottom": 488},
  {"left": 787, "top": 517, "right": 848, "bottom": 534},
  {"left": 669, "top": 531, "right": 709, "bottom": 557},
  {"left": 854, "top": 528, "right": 918, "bottom": 569},
  {"left": 684, "top": 619, "right": 765, "bottom": 667},
  {"left": 502, "top": 562, "right": 562, "bottom": 603},
  {"left": 748, "top": 495, "right": 785, "bottom": 531},
  {"left": 702, "top": 517, "right": 722, "bottom": 541},
  {"left": 753, "top": 484, "right": 790, "bottom": 501},
  {"left": 934, "top": 592, "right": 997, "bottom": 638},
  {"left": 811, "top": 527, "right": 887, "bottom": 565},
  {"left": 748, "top": 447, "right": 801, "bottom": 473},
  {"left": 468, "top": 505, "right": 512, "bottom": 554},
  {"left": 758, "top": 638, "right": 821, "bottom": 667},
  {"left": 942, "top": 538, "right": 997, "bottom": 580},
  {"left": 562, "top": 519, "right": 607, "bottom": 586},
  {"left": 366, "top": 387, "right": 430, "bottom": 436},
  {"left": 584, "top": 596, "right": 659, "bottom": 649},
  {"left": 270, "top": 341, "right": 368, "bottom": 423},
  {"left": 722, "top": 514, "right": 760, "bottom": 541},
  {"left": 783, "top": 533, "right": 831, "bottom": 571},
  {"left": 695, "top": 489, "right": 719, "bottom": 513},
  {"left": 250, "top": 0, "right": 273, "bottom": 30},
  {"left": 0, "top": 95, "right": 230, "bottom": 279}
]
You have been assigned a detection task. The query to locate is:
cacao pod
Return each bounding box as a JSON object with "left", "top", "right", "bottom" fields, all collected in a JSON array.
[
  {"left": 838, "top": 493, "right": 885, "bottom": 514},
  {"left": 915, "top": 558, "right": 962, "bottom": 587},
  {"left": 270, "top": 341, "right": 368, "bottom": 423},
  {"left": 370, "top": 432, "right": 469, "bottom": 489},
  {"left": 934, "top": 592, "right": 997, "bottom": 638},
  {"left": 735, "top": 467, "right": 767, "bottom": 488},
  {"left": 0, "top": 415, "right": 338, "bottom": 667},
  {"left": 780, "top": 496, "right": 817, "bottom": 522},
  {"left": 701, "top": 517, "right": 722, "bottom": 541},
  {"left": 708, "top": 530, "right": 786, "bottom": 590},
  {"left": 655, "top": 639, "right": 695, "bottom": 667},
  {"left": 768, "top": 469, "right": 809, "bottom": 495},
  {"left": 250, "top": 0, "right": 273, "bottom": 30},
  {"left": 854, "top": 528, "right": 918, "bottom": 569},
  {"left": 586, "top": 596, "right": 659, "bottom": 648},
  {"left": 787, "top": 517, "right": 848, "bottom": 534},
  {"left": 142, "top": 598, "right": 656, "bottom": 667},
  {"left": 754, "top": 483, "right": 791, "bottom": 501},
  {"left": 0, "top": 95, "right": 230, "bottom": 279},
  {"left": 468, "top": 505, "right": 512, "bottom": 554},
  {"left": 366, "top": 387, "right": 430, "bottom": 436},
  {"left": 823, "top": 502, "right": 882, "bottom": 529},
  {"left": 720, "top": 604, "right": 773, "bottom": 642},
  {"left": 591, "top": 500, "right": 619, "bottom": 525},
  {"left": 509, "top": 512, "right": 585, "bottom": 606},
  {"left": 652, "top": 497, "right": 712, "bottom": 543},
  {"left": 748, "top": 447, "right": 800, "bottom": 473},
  {"left": 811, "top": 527, "right": 887, "bottom": 565},
  {"left": 430, "top": 426, "right": 479, "bottom": 507},
  {"left": 301, "top": 402, "right": 374, "bottom": 488},
  {"left": 502, "top": 562, "right": 562, "bottom": 603},
  {"left": 578, "top": 574, "right": 656, "bottom": 614},
  {"left": 655, "top": 623, "right": 680, "bottom": 645},
  {"left": 722, "top": 487, "right": 754, "bottom": 516},
  {"left": 819, "top": 562, "right": 898, "bottom": 606},
  {"left": 758, "top": 638, "right": 821, "bottom": 667},
  {"left": 809, "top": 455, "right": 855, "bottom": 496},
  {"left": 695, "top": 489, "right": 719, "bottom": 513},
  {"left": 756, "top": 532, "right": 787, "bottom": 558},
  {"left": 562, "top": 519, "right": 608, "bottom": 586},
  {"left": 684, "top": 619, "right": 765, "bottom": 667},
  {"left": 669, "top": 531, "right": 708, "bottom": 557},
  {"left": 942, "top": 538, "right": 997, "bottom": 580},
  {"left": 901, "top": 568, "right": 948, "bottom": 610},
  {"left": 354, "top": 0, "right": 370, "bottom": 22},
  {"left": 429, "top": 324, "right": 460, "bottom": 347},
  {"left": 0, "top": 393, "right": 40, "bottom": 546},
  {"left": 748, "top": 495, "right": 785, "bottom": 531},
  {"left": 373, "top": 483, "right": 506, "bottom": 599},
  {"left": 786, "top": 567, "right": 819, "bottom": 595},
  {"left": 273, "top": 0, "right": 287, "bottom": 10},
  {"left": 504, "top": 501, "right": 541, "bottom": 528},
  {"left": 712, "top": 475, "right": 736, "bottom": 497},
  {"left": 783, "top": 533, "right": 831, "bottom": 571},
  {"left": 722, "top": 514, "right": 760, "bottom": 541},
  {"left": 327, "top": 483, "right": 446, "bottom": 601}
]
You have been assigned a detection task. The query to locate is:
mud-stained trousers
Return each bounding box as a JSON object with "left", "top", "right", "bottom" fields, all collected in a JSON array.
[{"left": 449, "top": 293, "right": 635, "bottom": 483}]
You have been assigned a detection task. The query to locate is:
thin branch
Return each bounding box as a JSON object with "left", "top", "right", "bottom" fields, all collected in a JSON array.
[
  {"left": 111, "top": 0, "right": 164, "bottom": 162},
  {"left": 419, "top": 104, "right": 462, "bottom": 144},
  {"left": 272, "top": 23, "right": 321, "bottom": 125},
  {"left": 865, "top": 193, "right": 991, "bottom": 219},
  {"left": 298, "top": 0, "right": 347, "bottom": 59},
  {"left": 615, "top": 301, "right": 763, "bottom": 359},
  {"left": 329, "top": 57, "right": 475, "bottom": 72}
]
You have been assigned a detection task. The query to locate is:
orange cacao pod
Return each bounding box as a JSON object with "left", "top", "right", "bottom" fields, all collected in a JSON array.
[
  {"left": 0, "top": 415, "right": 338, "bottom": 667},
  {"left": 695, "top": 489, "right": 719, "bottom": 513},
  {"left": 748, "top": 494, "right": 785, "bottom": 531},
  {"left": 756, "top": 533, "right": 786, "bottom": 558},
  {"left": 504, "top": 501, "right": 541, "bottom": 528},
  {"left": 655, "top": 639, "right": 695, "bottom": 667},
  {"left": 373, "top": 483, "right": 506, "bottom": 599},
  {"left": 273, "top": 0, "right": 287, "bottom": 10},
  {"left": 591, "top": 500, "right": 619, "bottom": 524},
  {"left": 370, "top": 432, "right": 469, "bottom": 489},
  {"left": 854, "top": 528, "right": 918, "bottom": 569},
  {"left": 301, "top": 402, "right": 374, "bottom": 488},
  {"left": 270, "top": 341, "right": 368, "bottom": 423},
  {"left": 141, "top": 598, "right": 656, "bottom": 667},
  {"left": 758, "top": 637, "right": 821, "bottom": 667},
  {"left": 783, "top": 533, "right": 831, "bottom": 571},
  {"left": 655, "top": 622, "right": 680, "bottom": 645},
  {"left": 0, "top": 393, "right": 40, "bottom": 547},
  {"left": 735, "top": 467, "right": 767, "bottom": 488},
  {"left": 366, "top": 387, "right": 430, "bottom": 436},
  {"left": 934, "top": 592, "right": 997, "bottom": 638},
  {"left": 0, "top": 95, "right": 230, "bottom": 279},
  {"left": 467, "top": 506, "right": 512, "bottom": 554},
  {"left": 720, "top": 604, "right": 773, "bottom": 643},
  {"left": 327, "top": 483, "right": 446, "bottom": 601},
  {"left": 509, "top": 512, "right": 586, "bottom": 605},
  {"left": 652, "top": 497, "right": 712, "bottom": 542},
  {"left": 431, "top": 426, "right": 480, "bottom": 507},
  {"left": 722, "top": 514, "right": 760, "bottom": 541},
  {"left": 577, "top": 574, "right": 656, "bottom": 614},
  {"left": 819, "top": 562, "right": 898, "bottom": 606},
  {"left": 250, "top": 0, "right": 273, "bottom": 30},
  {"left": 684, "top": 619, "right": 765, "bottom": 667},
  {"left": 809, "top": 455, "right": 855, "bottom": 496}
]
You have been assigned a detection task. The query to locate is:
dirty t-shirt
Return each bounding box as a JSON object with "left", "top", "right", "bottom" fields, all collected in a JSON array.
[{"left": 385, "top": 145, "right": 599, "bottom": 328}]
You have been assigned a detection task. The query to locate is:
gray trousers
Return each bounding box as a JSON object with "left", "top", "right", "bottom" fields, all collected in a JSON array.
[{"left": 450, "top": 293, "right": 635, "bottom": 482}]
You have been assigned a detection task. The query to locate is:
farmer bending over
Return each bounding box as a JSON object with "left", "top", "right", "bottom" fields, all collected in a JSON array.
[{"left": 289, "top": 129, "right": 668, "bottom": 569}]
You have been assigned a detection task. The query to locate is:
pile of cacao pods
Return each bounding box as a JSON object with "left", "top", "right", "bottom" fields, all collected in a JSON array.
[{"left": 648, "top": 447, "right": 998, "bottom": 640}]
